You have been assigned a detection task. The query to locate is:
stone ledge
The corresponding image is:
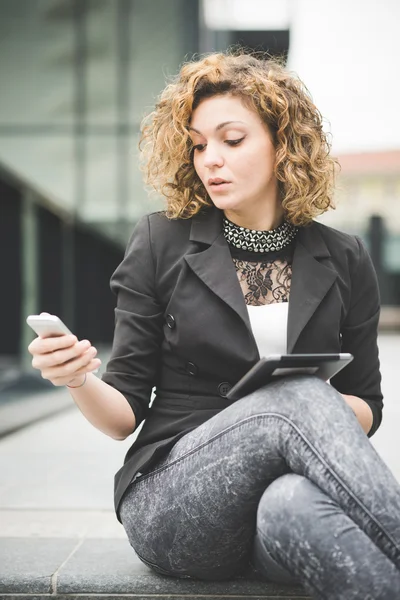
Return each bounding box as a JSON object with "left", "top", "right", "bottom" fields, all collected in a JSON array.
[
  {"left": 0, "top": 593, "right": 311, "bottom": 599},
  {"left": 0, "top": 538, "right": 310, "bottom": 599}
]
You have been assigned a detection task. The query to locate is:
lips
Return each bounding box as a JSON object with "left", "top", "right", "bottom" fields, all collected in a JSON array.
[{"left": 208, "top": 178, "right": 230, "bottom": 186}]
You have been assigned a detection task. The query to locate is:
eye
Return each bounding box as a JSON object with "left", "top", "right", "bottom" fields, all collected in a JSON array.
[
  {"left": 225, "top": 137, "right": 245, "bottom": 146},
  {"left": 193, "top": 144, "right": 206, "bottom": 152}
]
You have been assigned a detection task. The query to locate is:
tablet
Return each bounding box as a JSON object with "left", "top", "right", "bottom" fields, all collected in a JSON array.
[{"left": 226, "top": 353, "right": 354, "bottom": 401}]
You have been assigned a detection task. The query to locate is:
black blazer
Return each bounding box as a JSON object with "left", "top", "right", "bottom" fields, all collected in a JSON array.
[{"left": 102, "top": 206, "right": 383, "bottom": 520}]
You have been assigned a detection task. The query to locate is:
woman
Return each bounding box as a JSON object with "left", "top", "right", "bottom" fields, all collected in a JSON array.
[{"left": 28, "top": 51, "right": 400, "bottom": 598}]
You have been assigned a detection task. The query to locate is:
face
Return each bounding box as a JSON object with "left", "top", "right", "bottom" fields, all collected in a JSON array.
[{"left": 189, "top": 94, "right": 281, "bottom": 228}]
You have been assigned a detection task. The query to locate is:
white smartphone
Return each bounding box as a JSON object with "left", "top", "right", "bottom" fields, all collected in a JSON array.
[
  {"left": 26, "top": 314, "right": 100, "bottom": 374},
  {"left": 26, "top": 314, "right": 73, "bottom": 338}
]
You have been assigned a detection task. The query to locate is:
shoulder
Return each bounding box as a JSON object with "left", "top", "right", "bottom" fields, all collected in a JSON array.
[
  {"left": 311, "top": 220, "right": 360, "bottom": 255},
  {"left": 115, "top": 212, "right": 194, "bottom": 285},
  {"left": 310, "top": 221, "right": 377, "bottom": 289},
  {"left": 309, "top": 220, "right": 369, "bottom": 271},
  {"left": 126, "top": 210, "right": 192, "bottom": 243},
  {"left": 130, "top": 211, "right": 195, "bottom": 264},
  {"left": 147, "top": 211, "right": 191, "bottom": 233},
  {"left": 133, "top": 211, "right": 192, "bottom": 243}
]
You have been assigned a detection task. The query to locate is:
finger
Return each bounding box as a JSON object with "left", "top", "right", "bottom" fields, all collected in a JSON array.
[
  {"left": 65, "top": 358, "right": 102, "bottom": 379},
  {"left": 41, "top": 347, "right": 99, "bottom": 380},
  {"left": 29, "top": 334, "right": 78, "bottom": 356},
  {"left": 31, "top": 339, "right": 91, "bottom": 370},
  {"left": 47, "top": 358, "right": 102, "bottom": 386},
  {"left": 71, "top": 358, "right": 101, "bottom": 375}
]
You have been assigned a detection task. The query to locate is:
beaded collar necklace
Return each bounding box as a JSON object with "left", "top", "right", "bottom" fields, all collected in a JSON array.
[{"left": 223, "top": 216, "right": 298, "bottom": 253}]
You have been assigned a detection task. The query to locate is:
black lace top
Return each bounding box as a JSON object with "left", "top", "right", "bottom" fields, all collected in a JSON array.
[{"left": 227, "top": 243, "right": 295, "bottom": 307}]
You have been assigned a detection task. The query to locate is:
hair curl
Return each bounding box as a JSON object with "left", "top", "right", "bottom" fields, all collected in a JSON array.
[{"left": 139, "top": 49, "right": 340, "bottom": 226}]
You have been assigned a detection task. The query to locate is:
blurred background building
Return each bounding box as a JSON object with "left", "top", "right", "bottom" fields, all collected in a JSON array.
[{"left": 1, "top": 0, "right": 399, "bottom": 386}]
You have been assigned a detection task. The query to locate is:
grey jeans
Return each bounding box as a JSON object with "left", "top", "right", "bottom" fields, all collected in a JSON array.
[{"left": 120, "top": 376, "right": 400, "bottom": 599}]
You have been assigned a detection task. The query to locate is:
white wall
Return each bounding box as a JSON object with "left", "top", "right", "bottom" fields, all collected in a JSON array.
[
  {"left": 286, "top": 0, "right": 400, "bottom": 154},
  {"left": 204, "top": 0, "right": 400, "bottom": 155}
]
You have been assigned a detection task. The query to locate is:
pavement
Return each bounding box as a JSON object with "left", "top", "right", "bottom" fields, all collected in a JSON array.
[{"left": 0, "top": 333, "right": 399, "bottom": 599}]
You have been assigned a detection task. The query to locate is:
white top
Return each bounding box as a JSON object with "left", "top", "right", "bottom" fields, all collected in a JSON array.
[{"left": 247, "top": 302, "right": 288, "bottom": 357}]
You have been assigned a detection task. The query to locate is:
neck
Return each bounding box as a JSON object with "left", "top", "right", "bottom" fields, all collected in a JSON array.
[{"left": 223, "top": 204, "right": 284, "bottom": 231}]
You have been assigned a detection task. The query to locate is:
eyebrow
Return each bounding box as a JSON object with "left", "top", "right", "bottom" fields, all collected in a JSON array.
[{"left": 188, "top": 120, "right": 246, "bottom": 135}]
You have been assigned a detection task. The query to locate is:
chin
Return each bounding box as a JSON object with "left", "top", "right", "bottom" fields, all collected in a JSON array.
[{"left": 210, "top": 197, "right": 241, "bottom": 212}]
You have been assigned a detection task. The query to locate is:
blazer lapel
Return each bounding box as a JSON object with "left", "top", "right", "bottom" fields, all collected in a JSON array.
[
  {"left": 184, "top": 207, "right": 337, "bottom": 357},
  {"left": 184, "top": 207, "right": 252, "bottom": 332},
  {"left": 287, "top": 223, "right": 337, "bottom": 353}
]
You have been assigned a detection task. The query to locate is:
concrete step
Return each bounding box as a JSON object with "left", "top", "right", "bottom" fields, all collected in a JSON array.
[{"left": 0, "top": 536, "right": 310, "bottom": 599}]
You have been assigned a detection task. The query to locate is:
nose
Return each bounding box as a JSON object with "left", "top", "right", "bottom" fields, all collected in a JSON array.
[{"left": 202, "top": 144, "right": 224, "bottom": 169}]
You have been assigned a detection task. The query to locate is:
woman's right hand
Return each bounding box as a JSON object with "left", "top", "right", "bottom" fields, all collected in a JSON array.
[{"left": 28, "top": 332, "right": 102, "bottom": 387}]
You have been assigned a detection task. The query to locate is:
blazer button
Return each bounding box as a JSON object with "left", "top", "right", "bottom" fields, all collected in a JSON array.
[
  {"left": 166, "top": 314, "right": 175, "bottom": 329},
  {"left": 218, "top": 382, "right": 232, "bottom": 398},
  {"left": 186, "top": 362, "right": 198, "bottom": 376}
]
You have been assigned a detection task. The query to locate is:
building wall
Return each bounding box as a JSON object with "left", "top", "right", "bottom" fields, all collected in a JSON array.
[{"left": 0, "top": 0, "right": 199, "bottom": 233}]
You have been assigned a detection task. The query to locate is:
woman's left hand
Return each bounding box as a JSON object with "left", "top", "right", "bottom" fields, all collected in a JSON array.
[{"left": 341, "top": 394, "right": 374, "bottom": 435}]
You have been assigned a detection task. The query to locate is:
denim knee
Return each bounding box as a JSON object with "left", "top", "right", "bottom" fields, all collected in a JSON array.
[
  {"left": 256, "top": 473, "right": 319, "bottom": 560},
  {"left": 250, "top": 474, "right": 309, "bottom": 584},
  {"left": 257, "top": 473, "right": 308, "bottom": 529}
]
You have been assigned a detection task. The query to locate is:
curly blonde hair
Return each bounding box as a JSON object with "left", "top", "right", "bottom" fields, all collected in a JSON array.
[{"left": 140, "top": 49, "right": 339, "bottom": 226}]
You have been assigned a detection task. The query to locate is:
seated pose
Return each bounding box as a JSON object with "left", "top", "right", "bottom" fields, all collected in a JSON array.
[{"left": 29, "top": 51, "right": 400, "bottom": 599}]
